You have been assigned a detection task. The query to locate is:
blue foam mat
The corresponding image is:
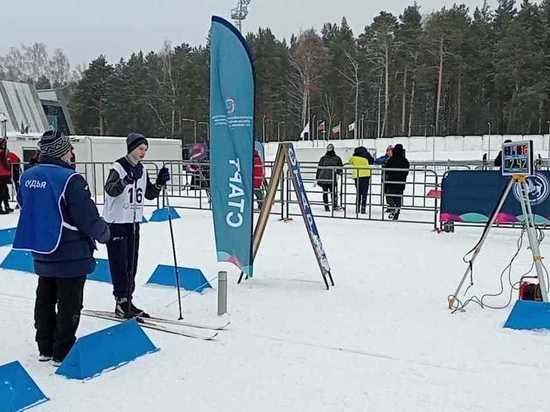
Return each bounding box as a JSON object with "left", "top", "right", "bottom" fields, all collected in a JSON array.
[
  {"left": 0, "top": 360, "right": 49, "bottom": 411},
  {"left": 149, "top": 207, "right": 181, "bottom": 222},
  {"left": 0, "top": 250, "right": 34, "bottom": 273},
  {"left": 56, "top": 319, "right": 159, "bottom": 380},
  {"left": 504, "top": 300, "right": 550, "bottom": 330},
  {"left": 0, "top": 250, "right": 112, "bottom": 284},
  {"left": 147, "top": 264, "right": 211, "bottom": 293},
  {"left": 88, "top": 259, "right": 112, "bottom": 283},
  {"left": 0, "top": 228, "right": 16, "bottom": 247}
]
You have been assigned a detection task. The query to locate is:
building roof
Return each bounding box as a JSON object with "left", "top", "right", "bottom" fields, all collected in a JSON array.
[{"left": 0, "top": 80, "right": 48, "bottom": 134}]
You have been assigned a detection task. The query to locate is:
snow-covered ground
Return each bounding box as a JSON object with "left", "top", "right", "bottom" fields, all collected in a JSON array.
[{"left": 2, "top": 206, "right": 550, "bottom": 411}]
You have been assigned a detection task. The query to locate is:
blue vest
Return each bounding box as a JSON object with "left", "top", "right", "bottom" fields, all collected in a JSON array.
[{"left": 14, "top": 164, "right": 78, "bottom": 254}]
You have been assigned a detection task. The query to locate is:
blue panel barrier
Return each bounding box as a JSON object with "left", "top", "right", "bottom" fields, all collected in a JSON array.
[
  {"left": 1, "top": 251, "right": 112, "bottom": 284},
  {"left": 56, "top": 320, "right": 159, "bottom": 380},
  {"left": 504, "top": 300, "right": 550, "bottom": 331},
  {"left": 149, "top": 207, "right": 181, "bottom": 222},
  {"left": 0, "top": 360, "right": 48, "bottom": 412},
  {"left": 0, "top": 250, "right": 34, "bottom": 273},
  {"left": 0, "top": 228, "right": 16, "bottom": 247},
  {"left": 147, "top": 264, "right": 211, "bottom": 293}
]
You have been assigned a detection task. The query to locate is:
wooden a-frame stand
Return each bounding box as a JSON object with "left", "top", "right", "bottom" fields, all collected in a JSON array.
[{"left": 238, "top": 143, "right": 334, "bottom": 289}]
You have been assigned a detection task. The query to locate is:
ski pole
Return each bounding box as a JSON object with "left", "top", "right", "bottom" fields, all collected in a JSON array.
[{"left": 164, "top": 185, "right": 184, "bottom": 320}]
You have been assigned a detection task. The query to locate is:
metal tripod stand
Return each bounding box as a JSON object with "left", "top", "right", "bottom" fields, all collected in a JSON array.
[{"left": 449, "top": 175, "right": 549, "bottom": 309}]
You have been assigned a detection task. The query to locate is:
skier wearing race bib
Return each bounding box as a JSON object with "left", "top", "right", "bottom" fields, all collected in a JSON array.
[{"left": 103, "top": 133, "right": 170, "bottom": 318}]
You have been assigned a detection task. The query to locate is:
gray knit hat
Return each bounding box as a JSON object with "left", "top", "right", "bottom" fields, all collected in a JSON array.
[
  {"left": 127, "top": 132, "right": 148, "bottom": 153},
  {"left": 38, "top": 130, "right": 72, "bottom": 158}
]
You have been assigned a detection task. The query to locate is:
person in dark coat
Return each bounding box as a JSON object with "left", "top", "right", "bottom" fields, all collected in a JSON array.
[
  {"left": 383, "top": 143, "right": 410, "bottom": 220},
  {"left": 316, "top": 143, "right": 343, "bottom": 211},
  {"left": 493, "top": 139, "right": 512, "bottom": 169},
  {"left": 14, "top": 130, "right": 110, "bottom": 365},
  {"left": 0, "top": 139, "right": 12, "bottom": 213}
]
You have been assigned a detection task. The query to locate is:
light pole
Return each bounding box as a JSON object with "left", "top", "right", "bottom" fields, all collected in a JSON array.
[
  {"left": 231, "top": 0, "right": 252, "bottom": 32},
  {"left": 487, "top": 121, "right": 492, "bottom": 160},
  {"left": 0, "top": 112, "right": 7, "bottom": 139},
  {"left": 198, "top": 121, "right": 209, "bottom": 142},
  {"left": 311, "top": 114, "right": 316, "bottom": 141},
  {"left": 181, "top": 118, "right": 197, "bottom": 144},
  {"left": 277, "top": 121, "right": 285, "bottom": 142},
  {"left": 431, "top": 125, "right": 436, "bottom": 162},
  {"left": 262, "top": 113, "right": 267, "bottom": 143},
  {"left": 266, "top": 118, "right": 274, "bottom": 142}
]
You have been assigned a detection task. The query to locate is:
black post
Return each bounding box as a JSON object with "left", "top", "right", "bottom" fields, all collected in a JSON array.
[
  {"left": 164, "top": 189, "right": 183, "bottom": 319},
  {"left": 127, "top": 180, "right": 138, "bottom": 317}
]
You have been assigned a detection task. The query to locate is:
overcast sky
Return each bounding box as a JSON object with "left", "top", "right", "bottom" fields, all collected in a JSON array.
[{"left": 2, "top": 0, "right": 496, "bottom": 67}]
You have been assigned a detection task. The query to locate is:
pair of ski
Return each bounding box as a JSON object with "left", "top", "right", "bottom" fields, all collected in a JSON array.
[{"left": 82, "top": 309, "right": 229, "bottom": 341}]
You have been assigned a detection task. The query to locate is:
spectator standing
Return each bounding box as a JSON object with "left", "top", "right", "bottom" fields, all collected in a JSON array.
[
  {"left": 316, "top": 144, "right": 343, "bottom": 211},
  {"left": 253, "top": 149, "right": 265, "bottom": 210},
  {"left": 383, "top": 143, "right": 410, "bottom": 221},
  {"left": 375, "top": 145, "right": 393, "bottom": 165},
  {"left": 348, "top": 146, "right": 371, "bottom": 214}
]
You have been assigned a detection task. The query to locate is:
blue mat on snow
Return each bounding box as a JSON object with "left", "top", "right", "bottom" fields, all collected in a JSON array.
[
  {"left": 0, "top": 228, "right": 16, "bottom": 247},
  {"left": 55, "top": 320, "right": 159, "bottom": 380},
  {"left": 146, "top": 264, "right": 211, "bottom": 293},
  {"left": 87, "top": 259, "right": 112, "bottom": 283},
  {"left": 0, "top": 360, "right": 49, "bottom": 411},
  {"left": 148, "top": 207, "right": 180, "bottom": 222},
  {"left": 0, "top": 250, "right": 112, "bottom": 284},
  {"left": 504, "top": 300, "right": 550, "bottom": 330},
  {"left": 0, "top": 250, "right": 34, "bottom": 273}
]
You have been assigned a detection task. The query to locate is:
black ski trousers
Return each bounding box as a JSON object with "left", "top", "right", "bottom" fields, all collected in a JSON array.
[
  {"left": 354, "top": 177, "right": 370, "bottom": 212},
  {"left": 34, "top": 275, "right": 86, "bottom": 360},
  {"left": 319, "top": 182, "right": 338, "bottom": 208},
  {"left": 106, "top": 223, "right": 140, "bottom": 300}
]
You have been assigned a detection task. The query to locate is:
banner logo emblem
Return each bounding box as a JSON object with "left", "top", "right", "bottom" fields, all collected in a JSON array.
[
  {"left": 513, "top": 173, "right": 550, "bottom": 205},
  {"left": 225, "top": 97, "right": 236, "bottom": 114}
]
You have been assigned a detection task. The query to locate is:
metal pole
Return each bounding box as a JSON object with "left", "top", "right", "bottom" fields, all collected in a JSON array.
[
  {"left": 432, "top": 134, "right": 436, "bottom": 163},
  {"left": 262, "top": 115, "right": 266, "bottom": 143},
  {"left": 449, "top": 178, "right": 515, "bottom": 309},
  {"left": 165, "top": 189, "right": 184, "bottom": 319},
  {"left": 519, "top": 179, "right": 549, "bottom": 302},
  {"left": 487, "top": 122, "right": 492, "bottom": 161},
  {"left": 193, "top": 120, "right": 197, "bottom": 144},
  {"left": 377, "top": 86, "right": 381, "bottom": 139},
  {"left": 218, "top": 271, "right": 227, "bottom": 315}
]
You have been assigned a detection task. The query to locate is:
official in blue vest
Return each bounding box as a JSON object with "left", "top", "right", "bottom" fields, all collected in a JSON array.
[{"left": 13, "top": 130, "right": 110, "bottom": 365}]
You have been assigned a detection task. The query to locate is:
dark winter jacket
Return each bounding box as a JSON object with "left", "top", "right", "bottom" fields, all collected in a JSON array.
[
  {"left": 494, "top": 151, "right": 503, "bottom": 168},
  {"left": 316, "top": 151, "right": 343, "bottom": 183},
  {"left": 364, "top": 150, "right": 375, "bottom": 165},
  {"left": 383, "top": 144, "right": 410, "bottom": 194},
  {"left": 28, "top": 156, "right": 110, "bottom": 277},
  {"left": 104, "top": 156, "right": 162, "bottom": 200}
]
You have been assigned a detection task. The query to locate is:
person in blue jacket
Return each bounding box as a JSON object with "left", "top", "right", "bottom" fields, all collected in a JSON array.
[
  {"left": 13, "top": 130, "right": 110, "bottom": 365},
  {"left": 375, "top": 145, "right": 393, "bottom": 165}
]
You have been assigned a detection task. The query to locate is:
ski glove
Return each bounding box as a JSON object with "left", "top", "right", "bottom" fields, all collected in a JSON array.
[
  {"left": 156, "top": 166, "right": 170, "bottom": 186},
  {"left": 123, "top": 163, "right": 144, "bottom": 185}
]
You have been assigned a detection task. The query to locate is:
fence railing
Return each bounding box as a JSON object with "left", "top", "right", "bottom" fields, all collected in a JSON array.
[{"left": 7, "top": 160, "right": 441, "bottom": 228}]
